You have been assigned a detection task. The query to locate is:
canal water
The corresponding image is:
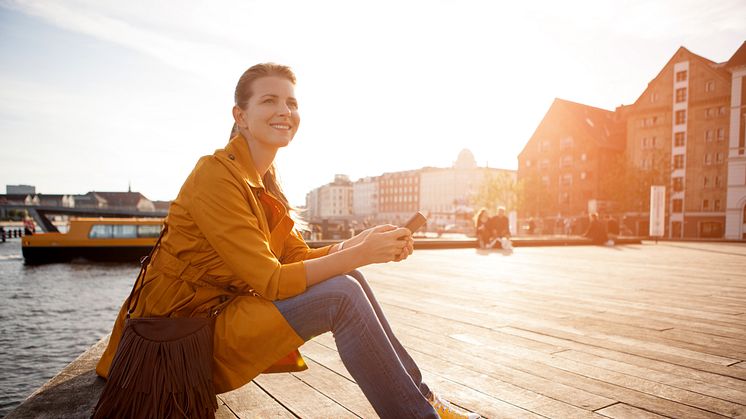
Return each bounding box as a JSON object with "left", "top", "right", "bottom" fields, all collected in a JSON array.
[{"left": 0, "top": 240, "right": 138, "bottom": 417}]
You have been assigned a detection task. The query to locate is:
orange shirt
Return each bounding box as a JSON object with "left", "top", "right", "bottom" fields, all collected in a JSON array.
[{"left": 96, "top": 134, "right": 332, "bottom": 393}]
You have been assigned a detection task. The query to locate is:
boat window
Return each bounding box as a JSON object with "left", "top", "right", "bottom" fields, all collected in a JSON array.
[
  {"left": 137, "top": 225, "right": 161, "bottom": 238},
  {"left": 89, "top": 224, "right": 113, "bottom": 239},
  {"left": 113, "top": 225, "right": 137, "bottom": 238}
]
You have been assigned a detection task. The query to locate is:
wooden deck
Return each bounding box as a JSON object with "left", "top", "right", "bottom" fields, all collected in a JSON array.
[{"left": 8, "top": 242, "right": 746, "bottom": 418}]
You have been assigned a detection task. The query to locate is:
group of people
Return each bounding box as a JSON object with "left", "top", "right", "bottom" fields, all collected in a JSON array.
[{"left": 474, "top": 207, "right": 512, "bottom": 250}]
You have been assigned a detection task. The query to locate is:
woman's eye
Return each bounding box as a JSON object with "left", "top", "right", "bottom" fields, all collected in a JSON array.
[{"left": 263, "top": 98, "right": 275, "bottom": 104}]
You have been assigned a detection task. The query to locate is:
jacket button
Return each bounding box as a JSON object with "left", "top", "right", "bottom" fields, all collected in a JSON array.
[
  {"left": 228, "top": 154, "right": 235, "bottom": 160},
  {"left": 256, "top": 190, "right": 263, "bottom": 197}
]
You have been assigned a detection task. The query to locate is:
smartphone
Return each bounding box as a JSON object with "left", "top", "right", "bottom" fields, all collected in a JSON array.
[{"left": 402, "top": 211, "right": 427, "bottom": 233}]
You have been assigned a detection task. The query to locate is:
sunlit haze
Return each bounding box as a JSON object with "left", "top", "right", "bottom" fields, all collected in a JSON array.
[{"left": 1, "top": 0, "right": 744, "bottom": 206}]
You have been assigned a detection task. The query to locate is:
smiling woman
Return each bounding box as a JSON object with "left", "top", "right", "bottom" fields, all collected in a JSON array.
[{"left": 93, "top": 63, "right": 481, "bottom": 418}]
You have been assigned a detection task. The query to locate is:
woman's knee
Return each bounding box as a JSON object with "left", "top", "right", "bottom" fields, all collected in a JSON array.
[{"left": 325, "top": 274, "right": 366, "bottom": 301}]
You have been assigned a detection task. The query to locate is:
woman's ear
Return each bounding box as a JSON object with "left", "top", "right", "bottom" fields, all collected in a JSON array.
[{"left": 232, "top": 106, "right": 244, "bottom": 128}]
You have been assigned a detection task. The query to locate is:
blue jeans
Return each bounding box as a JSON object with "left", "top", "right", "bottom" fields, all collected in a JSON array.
[{"left": 273, "top": 270, "right": 437, "bottom": 418}]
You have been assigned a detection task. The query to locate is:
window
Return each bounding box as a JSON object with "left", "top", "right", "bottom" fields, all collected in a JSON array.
[
  {"left": 715, "top": 176, "right": 722, "bottom": 187},
  {"left": 112, "top": 225, "right": 137, "bottom": 238},
  {"left": 580, "top": 171, "right": 588, "bottom": 180},
  {"left": 705, "top": 130, "right": 714, "bottom": 142},
  {"left": 719, "top": 106, "right": 727, "bottom": 116},
  {"left": 706, "top": 108, "right": 716, "bottom": 119},
  {"left": 714, "top": 199, "right": 721, "bottom": 211},
  {"left": 561, "top": 155, "right": 573, "bottom": 167},
  {"left": 642, "top": 137, "right": 657, "bottom": 149},
  {"left": 705, "top": 80, "right": 715, "bottom": 92},
  {"left": 673, "top": 154, "right": 684, "bottom": 169},
  {"left": 703, "top": 176, "right": 709, "bottom": 187},
  {"left": 705, "top": 153, "right": 712, "bottom": 165},
  {"left": 717, "top": 128, "right": 725, "bottom": 142},
  {"left": 540, "top": 159, "right": 549, "bottom": 170},
  {"left": 541, "top": 175, "right": 550, "bottom": 187},
  {"left": 559, "top": 192, "right": 570, "bottom": 204},
  {"left": 560, "top": 137, "right": 574, "bottom": 150},
  {"left": 675, "top": 87, "right": 687, "bottom": 103},
  {"left": 650, "top": 91, "right": 658, "bottom": 103},
  {"left": 640, "top": 158, "right": 650, "bottom": 170},
  {"left": 675, "top": 132, "right": 686, "bottom": 147},
  {"left": 672, "top": 199, "right": 683, "bottom": 213},
  {"left": 700, "top": 221, "right": 723, "bottom": 238},
  {"left": 137, "top": 225, "right": 161, "bottom": 238},
  {"left": 525, "top": 160, "right": 531, "bottom": 167},
  {"left": 673, "top": 177, "right": 684, "bottom": 192},
  {"left": 702, "top": 199, "right": 709, "bottom": 210},
  {"left": 540, "top": 141, "right": 550, "bottom": 152},
  {"left": 716, "top": 152, "right": 724, "bottom": 164},
  {"left": 675, "top": 110, "right": 686, "bottom": 125},
  {"left": 676, "top": 70, "right": 687, "bottom": 82},
  {"left": 561, "top": 174, "right": 573, "bottom": 186},
  {"left": 89, "top": 224, "right": 113, "bottom": 239},
  {"left": 581, "top": 153, "right": 587, "bottom": 162}
]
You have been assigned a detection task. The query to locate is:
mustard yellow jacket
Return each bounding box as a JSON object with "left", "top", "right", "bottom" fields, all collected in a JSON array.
[{"left": 96, "top": 135, "right": 332, "bottom": 393}]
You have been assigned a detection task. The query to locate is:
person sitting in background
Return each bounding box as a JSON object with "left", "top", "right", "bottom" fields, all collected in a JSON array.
[
  {"left": 474, "top": 208, "right": 492, "bottom": 249},
  {"left": 488, "top": 207, "right": 512, "bottom": 249},
  {"left": 584, "top": 213, "right": 612, "bottom": 245},
  {"left": 606, "top": 215, "right": 619, "bottom": 238}
]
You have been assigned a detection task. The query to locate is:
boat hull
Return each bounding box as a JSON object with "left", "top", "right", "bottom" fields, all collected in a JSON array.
[{"left": 22, "top": 245, "right": 153, "bottom": 265}]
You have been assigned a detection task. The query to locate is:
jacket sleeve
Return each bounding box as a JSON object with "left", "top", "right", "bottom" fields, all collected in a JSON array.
[
  {"left": 280, "top": 229, "right": 332, "bottom": 264},
  {"left": 188, "top": 159, "right": 307, "bottom": 300}
]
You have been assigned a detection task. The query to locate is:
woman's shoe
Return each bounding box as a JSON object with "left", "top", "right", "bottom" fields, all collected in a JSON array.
[{"left": 429, "top": 392, "right": 480, "bottom": 419}]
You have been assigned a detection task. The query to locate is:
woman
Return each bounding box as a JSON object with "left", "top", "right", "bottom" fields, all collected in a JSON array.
[
  {"left": 474, "top": 208, "right": 492, "bottom": 249},
  {"left": 96, "top": 63, "right": 479, "bottom": 418}
]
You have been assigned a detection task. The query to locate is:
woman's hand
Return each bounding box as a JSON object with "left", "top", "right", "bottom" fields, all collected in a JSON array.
[{"left": 357, "top": 224, "right": 413, "bottom": 264}]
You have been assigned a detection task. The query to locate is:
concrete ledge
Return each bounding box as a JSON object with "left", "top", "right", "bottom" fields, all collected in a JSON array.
[{"left": 308, "top": 236, "right": 643, "bottom": 249}]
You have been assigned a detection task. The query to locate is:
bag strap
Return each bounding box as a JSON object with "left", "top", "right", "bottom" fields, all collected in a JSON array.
[
  {"left": 124, "top": 223, "right": 240, "bottom": 319},
  {"left": 125, "top": 224, "right": 167, "bottom": 319}
]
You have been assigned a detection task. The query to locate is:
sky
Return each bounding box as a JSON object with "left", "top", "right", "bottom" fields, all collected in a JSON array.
[{"left": 1, "top": 0, "right": 745, "bottom": 206}]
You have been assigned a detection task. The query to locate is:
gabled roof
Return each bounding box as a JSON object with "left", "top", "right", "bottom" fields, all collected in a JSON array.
[
  {"left": 519, "top": 98, "right": 625, "bottom": 158},
  {"left": 631, "top": 46, "right": 731, "bottom": 107},
  {"left": 726, "top": 41, "right": 746, "bottom": 69},
  {"left": 89, "top": 191, "right": 151, "bottom": 208}
]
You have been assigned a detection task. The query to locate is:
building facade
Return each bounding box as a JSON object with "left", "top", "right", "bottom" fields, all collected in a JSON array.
[
  {"left": 304, "top": 174, "right": 353, "bottom": 220},
  {"left": 725, "top": 42, "right": 746, "bottom": 239},
  {"left": 627, "top": 47, "right": 731, "bottom": 238},
  {"left": 352, "top": 176, "right": 378, "bottom": 222},
  {"left": 518, "top": 98, "right": 626, "bottom": 223},
  {"left": 378, "top": 170, "right": 420, "bottom": 224},
  {"left": 420, "top": 149, "right": 516, "bottom": 229}
]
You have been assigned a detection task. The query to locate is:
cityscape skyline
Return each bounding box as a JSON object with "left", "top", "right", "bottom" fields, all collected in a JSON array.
[{"left": 1, "top": 1, "right": 745, "bottom": 207}]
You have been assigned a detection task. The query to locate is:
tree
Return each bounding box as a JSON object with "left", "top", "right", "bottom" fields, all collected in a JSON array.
[
  {"left": 599, "top": 150, "right": 670, "bottom": 214},
  {"left": 471, "top": 171, "right": 520, "bottom": 213}
]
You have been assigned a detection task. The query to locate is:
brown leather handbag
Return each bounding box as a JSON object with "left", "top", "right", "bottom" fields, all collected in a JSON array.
[{"left": 93, "top": 228, "right": 230, "bottom": 419}]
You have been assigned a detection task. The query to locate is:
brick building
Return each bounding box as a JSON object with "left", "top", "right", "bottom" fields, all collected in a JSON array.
[
  {"left": 377, "top": 170, "right": 420, "bottom": 224},
  {"left": 517, "top": 98, "right": 626, "bottom": 223},
  {"left": 725, "top": 41, "right": 746, "bottom": 239}
]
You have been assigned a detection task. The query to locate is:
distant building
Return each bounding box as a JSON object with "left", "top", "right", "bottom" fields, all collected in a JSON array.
[
  {"left": 352, "top": 177, "right": 378, "bottom": 221},
  {"left": 518, "top": 98, "right": 625, "bottom": 222},
  {"left": 86, "top": 191, "right": 155, "bottom": 212},
  {"left": 627, "top": 46, "right": 731, "bottom": 238},
  {"left": 304, "top": 175, "right": 353, "bottom": 220},
  {"left": 725, "top": 41, "right": 746, "bottom": 240},
  {"left": 6, "top": 185, "right": 35, "bottom": 195},
  {"left": 420, "top": 149, "right": 515, "bottom": 228},
  {"left": 378, "top": 170, "right": 420, "bottom": 224}
]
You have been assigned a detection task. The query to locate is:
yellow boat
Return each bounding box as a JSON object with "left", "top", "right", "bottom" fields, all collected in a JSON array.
[{"left": 22, "top": 218, "right": 163, "bottom": 264}]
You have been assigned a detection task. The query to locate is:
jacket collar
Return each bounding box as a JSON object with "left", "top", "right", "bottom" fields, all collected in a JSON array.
[{"left": 222, "top": 134, "right": 264, "bottom": 189}]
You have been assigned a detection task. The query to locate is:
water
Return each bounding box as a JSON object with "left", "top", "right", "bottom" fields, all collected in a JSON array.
[{"left": 0, "top": 240, "right": 138, "bottom": 417}]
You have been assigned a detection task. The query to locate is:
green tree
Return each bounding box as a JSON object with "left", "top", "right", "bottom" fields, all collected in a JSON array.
[{"left": 471, "top": 171, "right": 520, "bottom": 213}]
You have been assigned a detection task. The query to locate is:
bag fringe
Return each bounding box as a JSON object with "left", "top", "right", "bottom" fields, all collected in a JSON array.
[{"left": 93, "top": 321, "right": 218, "bottom": 419}]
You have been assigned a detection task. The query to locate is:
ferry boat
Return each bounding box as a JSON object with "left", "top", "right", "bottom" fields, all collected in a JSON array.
[{"left": 22, "top": 218, "right": 163, "bottom": 264}]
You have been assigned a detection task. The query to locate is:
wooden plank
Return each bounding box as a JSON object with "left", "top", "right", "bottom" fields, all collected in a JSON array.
[
  {"left": 596, "top": 403, "right": 670, "bottom": 419},
  {"left": 219, "top": 382, "right": 294, "bottom": 418},
  {"left": 253, "top": 371, "right": 357, "bottom": 418},
  {"left": 301, "top": 340, "right": 532, "bottom": 419},
  {"left": 556, "top": 350, "right": 746, "bottom": 404}
]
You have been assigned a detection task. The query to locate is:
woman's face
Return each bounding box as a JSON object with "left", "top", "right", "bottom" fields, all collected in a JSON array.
[{"left": 235, "top": 76, "right": 300, "bottom": 149}]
